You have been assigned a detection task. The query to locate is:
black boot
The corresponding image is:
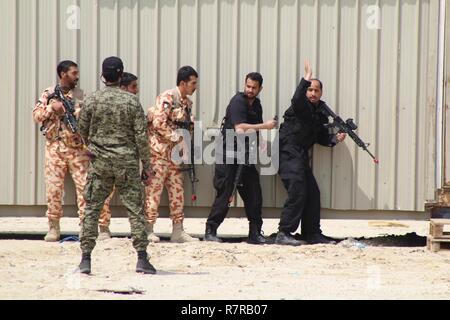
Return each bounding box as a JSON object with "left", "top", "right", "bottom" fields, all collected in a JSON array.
[
  {"left": 275, "top": 231, "right": 303, "bottom": 246},
  {"left": 247, "top": 222, "right": 267, "bottom": 245},
  {"left": 304, "top": 233, "right": 336, "bottom": 245},
  {"left": 204, "top": 224, "right": 222, "bottom": 243},
  {"left": 136, "top": 251, "right": 157, "bottom": 274},
  {"left": 79, "top": 253, "right": 91, "bottom": 274}
]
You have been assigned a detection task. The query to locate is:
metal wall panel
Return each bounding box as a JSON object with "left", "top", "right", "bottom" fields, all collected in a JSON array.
[
  {"left": 0, "top": 0, "right": 440, "bottom": 214},
  {"left": 444, "top": 1, "right": 450, "bottom": 188},
  {"left": 0, "top": 0, "right": 17, "bottom": 205},
  {"left": 427, "top": 0, "right": 441, "bottom": 201}
]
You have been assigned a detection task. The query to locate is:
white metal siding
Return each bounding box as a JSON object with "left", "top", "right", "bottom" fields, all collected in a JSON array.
[
  {"left": 444, "top": 1, "right": 450, "bottom": 187},
  {"left": 0, "top": 0, "right": 440, "bottom": 213}
]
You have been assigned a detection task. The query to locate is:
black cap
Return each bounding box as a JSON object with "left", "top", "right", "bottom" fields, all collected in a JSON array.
[{"left": 102, "top": 56, "right": 124, "bottom": 78}]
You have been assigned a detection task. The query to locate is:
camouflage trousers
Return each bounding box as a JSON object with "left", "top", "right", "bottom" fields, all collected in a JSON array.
[
  {"left": 144, "top": 158, "right": 184, "bottom": 225},
  {"left": 99, "top": 187, "right": 115, "bottom": 227},
  {"left": 44, "top": 142, "right": 89, "bottom": 220},
  {"left": 80, "top": 157, "right": 148, "bottom": 254}
]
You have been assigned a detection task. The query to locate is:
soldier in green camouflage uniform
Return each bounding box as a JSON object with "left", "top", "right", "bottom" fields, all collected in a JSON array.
[{"left": 77, "top": 57, "right": 156, "bottom": 275}]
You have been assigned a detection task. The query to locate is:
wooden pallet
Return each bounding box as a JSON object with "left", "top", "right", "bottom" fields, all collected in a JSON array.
[{"left": 427, "top": 219, "right": 450, "bottom": 252}]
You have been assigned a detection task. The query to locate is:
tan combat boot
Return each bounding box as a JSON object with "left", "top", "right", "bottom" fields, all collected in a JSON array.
[
  {"left": 98, "top": 225, "right": 112, "bottom": 240},
  {"left": 145, "top": 223, "right": 160, "bottom": 243},
  {"left": 170, "top": 222, "right": 199, "bottom": 243},
  {"left": 44, "top": 219, "right": 61, "bottom": 242}
]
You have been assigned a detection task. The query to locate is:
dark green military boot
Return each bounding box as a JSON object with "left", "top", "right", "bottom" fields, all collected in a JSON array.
[
  {"left": 79, "top": 253, "right": 91, "bottom": 274},
  {"left": 136, "top": 251, "right": 156, "bottom": 274}
]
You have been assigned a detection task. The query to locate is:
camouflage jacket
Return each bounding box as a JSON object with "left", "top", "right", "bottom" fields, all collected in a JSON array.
[
  {"left": 78, "top": 86, "right": 151, "bottom": 170},
  {"left": 33, "top": 86, "right": 85, "bottom": 151},
  {"left": 147, "top": 87, "right": 193, "bottom": 161}
]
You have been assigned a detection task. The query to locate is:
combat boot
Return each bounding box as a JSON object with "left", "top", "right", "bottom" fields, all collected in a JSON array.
[
  {"left": 304, "top": 233, "right": 336, "bottom": 245},
  {"left": 79, "top": 253, "right": 91, "bottom": 274},
  {"left": 98, "top": 225, "right": 111, "bottom": 241},
  {"left": 145, "top": 223, "right": 160, "bottom": 243},
  {"left": 44, "top": 219, "right": 61, "bottom": 242},
  {"left": 204, "top": 224, "right": 222, "bottom": 243},
  {"left": 247, "top": 222, "right": 268, "bottom": 245},
  {"left": 275, "top": 231, "right": 304, "bottom": 246},
  {"left": 170, "top": 222, "right": 199, "bottom": 243},
  {"left": 136, "top": 251, "right": 157, "bottom": 274}
]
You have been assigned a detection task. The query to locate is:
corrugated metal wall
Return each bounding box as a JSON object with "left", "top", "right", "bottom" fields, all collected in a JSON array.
[
  {"left": 0, "top": 0, "right": 439, "bottom": 213},
  {"left": 444, "top": 1, "right": 450, "bottom": 187}
]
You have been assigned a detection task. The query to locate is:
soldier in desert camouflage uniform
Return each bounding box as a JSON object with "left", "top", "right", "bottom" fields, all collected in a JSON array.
[
  {"left": 98, "top": 72, "right": 140, "bottom": 240},
  {"left": 77, "top": 57, "right": 155, "bottom": 275},
  {"left": 145, "top": 66, "right": 199, "bottom": 243},
  {"left": 33, "top": 60, "right": 89, "bottom": 242}
]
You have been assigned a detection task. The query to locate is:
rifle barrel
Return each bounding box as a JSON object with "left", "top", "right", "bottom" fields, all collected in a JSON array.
[{"left": 322, "top": 103, "right": 378, "bottom": 164}]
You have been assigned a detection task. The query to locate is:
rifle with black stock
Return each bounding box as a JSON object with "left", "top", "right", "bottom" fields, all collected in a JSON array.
[
  {"left": 44, "top": 85, "right": 78, "bottom": 134},
  {"left": 175, "top": 107, "right": 199, "bottom": 203},
  {"left": 228, "top": 115, "right": 278, "bottom": 206},
  {"left": 228, "top": 163, "right": 244, "bottom": 207},
  {"left": 320, "top": 103, "right": 379, "bottom": 164}
]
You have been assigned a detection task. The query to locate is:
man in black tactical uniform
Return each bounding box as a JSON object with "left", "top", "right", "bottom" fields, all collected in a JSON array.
[
  {"left": 204, "top": 72, "right": 277, "bottom": 245},
  {"left": 275, "top": 60, "right": 346, "bottom": 246}
]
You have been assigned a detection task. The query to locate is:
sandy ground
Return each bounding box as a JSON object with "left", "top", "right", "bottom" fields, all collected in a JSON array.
[{"left": 0, "top": 217, "right": 449, "bottom": 300}]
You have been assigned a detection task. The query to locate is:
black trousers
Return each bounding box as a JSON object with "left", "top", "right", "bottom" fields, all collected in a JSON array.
[
  {"left": 278, "top": 146, "right": 322, "bottom": 235},
  {"left": 207, "top": 164, "right": 263, "bottom": 228}
]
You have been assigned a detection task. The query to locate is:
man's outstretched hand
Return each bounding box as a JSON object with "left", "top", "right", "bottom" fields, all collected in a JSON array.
[{"left": 304, "top": 59, "right": 313, "bottom": 81}]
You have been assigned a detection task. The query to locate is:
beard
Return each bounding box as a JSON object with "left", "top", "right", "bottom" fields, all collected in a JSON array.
[
  {"left": 245, "top": 92, "right": 256, "bottom": 98},
  {"left": 69, "top": 80, "right": 78, "bottom": 89}
]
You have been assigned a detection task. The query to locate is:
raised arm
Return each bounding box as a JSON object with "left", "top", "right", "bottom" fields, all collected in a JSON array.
[{"left": 291, "top": 59, "right": 314, "bottom": 118}]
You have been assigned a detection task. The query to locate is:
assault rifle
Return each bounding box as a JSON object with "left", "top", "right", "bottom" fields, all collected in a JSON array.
[
  {"left": 228, "top": 163, "right": 245, "bottom": 207},
  {"left": 321, "top": 103, "right": 378, "bottom": 164},
  {"left": 174, "top": 108, "right": 199, "bottom": 203},
  {"left": 228, "top": 115, "right": 278, "bottom": 206},
  {"left": 45, "top": 85, "right": 78, "bottom": 134}
]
